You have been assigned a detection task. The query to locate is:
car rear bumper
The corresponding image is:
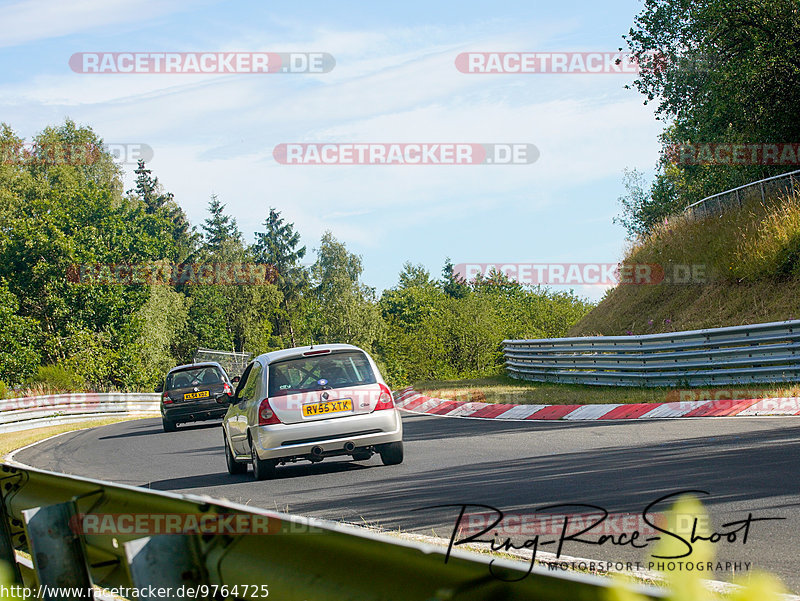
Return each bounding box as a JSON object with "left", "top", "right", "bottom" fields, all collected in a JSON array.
[
  {"left": 162, "top": 399, "right": 227, "bottom": 423},
  {"left": 251, "top": 409, "right": 402, "bottom": 461}
]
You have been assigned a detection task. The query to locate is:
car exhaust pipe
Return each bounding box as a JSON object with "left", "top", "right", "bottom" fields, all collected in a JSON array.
[
  {"left": 344, "top": 441, "right": 355, "bottom": 453},
  {"left": 311, "top": 446, "right": 323, "bottom": 457}
]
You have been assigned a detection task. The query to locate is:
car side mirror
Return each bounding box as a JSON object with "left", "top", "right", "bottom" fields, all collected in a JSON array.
[
  {"left": 232, "top": 376, "right": 241, "bottom": 385},
  {"left": 154, "top": 383, "right": 163, "bottom": 393}
]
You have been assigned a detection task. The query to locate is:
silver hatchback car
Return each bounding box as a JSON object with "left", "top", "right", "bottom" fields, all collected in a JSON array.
[{"left": 219, "top": 344, "right": 403, "bottom": 480}]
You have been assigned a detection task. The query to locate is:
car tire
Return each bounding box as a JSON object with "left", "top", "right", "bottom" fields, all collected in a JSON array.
[
  {"left": 224, "top": 430, "right": 247, "bottom": 475},
  {"left": 378, "top": 441, "right": 403, "bottom": 466},
  {"left": 251, "top": 439, "right": 277, "bottom": 481},
  {"left": 162, "top": 417, "right": 177, "bottom": 433}
]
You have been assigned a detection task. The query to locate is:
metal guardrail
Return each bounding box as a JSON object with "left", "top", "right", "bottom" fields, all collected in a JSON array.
[
  {"left": 0, "top": 463, "right": 663, "bottom": 600},
  {"left": 505, "top": 320, "right": 800, "bottom": 387},
  {"left": 0, "top": 394, "right": 160, "bottom": 434},
  {"left": 684, "top": 169, "right": 799, "bottom": 221}
]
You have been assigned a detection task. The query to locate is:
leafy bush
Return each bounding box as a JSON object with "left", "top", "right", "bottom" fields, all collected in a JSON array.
[
  {"left": 31, "top": 364, "right": 86, "bottom": 392},
  {"left": 378, "top": 272, "right": 592, "bottom": 386},
  {"left": 0, "top": 283, "right": 41, "bottom": 386}
]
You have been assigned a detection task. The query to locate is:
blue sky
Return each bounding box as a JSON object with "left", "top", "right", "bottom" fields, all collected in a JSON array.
[{"left": 0, "top": 0, "right": 664, "bottom": 301}]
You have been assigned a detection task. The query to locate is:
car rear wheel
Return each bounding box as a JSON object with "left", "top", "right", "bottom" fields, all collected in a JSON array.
[
  {"left": 251, "top": 439, "right": 277, "bottom": 481},
  {"left": 224, "top": 430, "right": 247, "bottom": 475},
  {"left": 378, "top": 441, "right": 403, "bottom": 466},
  {"left": 162, "top": 417, "right": 177, "bottom": 432}
]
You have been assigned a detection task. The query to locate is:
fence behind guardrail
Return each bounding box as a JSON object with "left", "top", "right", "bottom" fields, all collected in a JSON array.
[
  {"left": 505, "top": 320, "right": 800, "bottom": 387},
  {"left": 683, "top": 169, "right": 799, "bottom": 222}
]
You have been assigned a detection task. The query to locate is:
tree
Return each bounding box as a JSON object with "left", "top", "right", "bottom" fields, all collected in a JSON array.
[
  {"left": 441, "top": 257, "right": 469, "bottom": 298},
  {"left": 200, "top": 195, "right": 242, "bottom": 257},
  {"left": 0, "top": 121, "right": 195, "bottom": 387},
  {"left": 621, "top": 0, "right": 800, "bottom": 232},
  {"left": 252, "top": 208, "right": 308, "bottom": 346},
  {"left": 612, "top": 168, "right": 679, "bottom": 238},
  {"left": 0, "top": 282, "right": 41, "bottom": 385},
  {"left": 132, "top": 160, "right": 171, "bottom": 214},
  {"left": 380, "top": 264, "right": 442, "bottom": 331},
  {"left": 309, "top": 232, "right": 382, "bottom": 350},
  {"left": 397, "top": 262, "right": 434, "bottom": 289},
  {"left": 129, "top": 160, "right": 195, "bottom": 259},
  {"left": 180, "top": 198, "right": 280, "bottom": 358},
  {"left": 29, "top": 119, "right": 122, "bottom": 197},
  {"left": 127, "top": 285, "right": 190, "bottom": 389}
]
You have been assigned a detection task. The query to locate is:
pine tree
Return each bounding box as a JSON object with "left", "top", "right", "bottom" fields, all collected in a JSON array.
[
  {"left": 132, "top": 160, "right": 171, "bottom": 214},
  {"left": 201, "top": 195, "right": 242, "bottom": 256},
  {"left": 442, "top": 257, "right": 469, "bottom": 298},
  {"left": 129, "top": 160, "right": 196, "bottom": 259}
]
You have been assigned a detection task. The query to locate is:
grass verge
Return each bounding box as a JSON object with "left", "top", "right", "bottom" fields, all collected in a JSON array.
[
  {"left": 412, "top": 375, "right": 800, "bottom": 405},
  {"left": 572, "top": 190, "right": 800, "bottom": 337},
  {"left": 1, "top": 416, "right": 153, "bottom": 457}
]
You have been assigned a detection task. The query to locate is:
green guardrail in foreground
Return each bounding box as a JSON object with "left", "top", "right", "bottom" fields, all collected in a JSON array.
[{"left": 0, "top": 463, "right": 664, "bottom": 601}]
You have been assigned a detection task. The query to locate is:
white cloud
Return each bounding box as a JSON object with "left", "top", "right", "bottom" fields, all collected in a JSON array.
[
  {"left": 0, "top": 0, "right": 203, "bottom": 48},
  {"left": 0, "top": 18, "right": 662, "bottom": 294}
]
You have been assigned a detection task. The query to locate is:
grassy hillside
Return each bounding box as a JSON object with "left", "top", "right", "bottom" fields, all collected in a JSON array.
[{"left": 572, "top": 189, "right": 800, "bottom": 336}]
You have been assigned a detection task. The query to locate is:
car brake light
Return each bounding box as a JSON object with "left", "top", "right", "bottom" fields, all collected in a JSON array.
[
  {"left": 258, "top": 399, "right": 282, "bottom": 425},
  {"left": 162, "top": 392, "right": 172, "bottom": 404},
  {"left": 223, "top": 382, "right": 232, "bottom": 395},
  {"left": 303, "top": 349, "right": 331, "bottom": 357},
  {"left": 374, "top": 384, "right": 395, "bottom": 411}
]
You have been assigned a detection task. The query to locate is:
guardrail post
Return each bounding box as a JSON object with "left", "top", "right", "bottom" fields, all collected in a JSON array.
[
  {"left": 0, "top": 490, "right": 22, "bottom": 584},
  {"left": 124, "top": 535, "right": 205, "bottom": 599},
  {"left": 22, "top": 502, "right": 94, "bottom": 600}
]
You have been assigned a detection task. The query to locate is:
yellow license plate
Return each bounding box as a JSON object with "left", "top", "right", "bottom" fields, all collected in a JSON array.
[
  {"left": 302, "top": 399, "right": 352, "bottom": 417},
  {"left": 183, "top": 390, "right": 210, "bottom": 400}
]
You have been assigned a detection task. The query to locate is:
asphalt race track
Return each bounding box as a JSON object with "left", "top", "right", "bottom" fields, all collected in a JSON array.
[{"left": 14, "top": 413, "right": 800, "bottom": 591}]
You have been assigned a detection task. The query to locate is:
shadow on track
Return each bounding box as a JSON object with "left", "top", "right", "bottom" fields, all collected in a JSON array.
[
  {"left": 97, "top": 420, "right": 222, "bottom": 440},
  {"left": 289, "top": 422, "right": 800, "bottom": 529},
  {"left": 146, "top": 458, "right": 373, "bottom": 490},
  {"left": 400, "top": 412, "right": 628, "bottom": 441}
]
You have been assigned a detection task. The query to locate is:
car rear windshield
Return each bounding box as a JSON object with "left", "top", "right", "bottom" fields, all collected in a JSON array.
[
  {"left": 166, "top": 366, "right": 225, "bottom": 390},
  {"left": 268, "top": 351, "right": 376, "bottom": 396}
]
